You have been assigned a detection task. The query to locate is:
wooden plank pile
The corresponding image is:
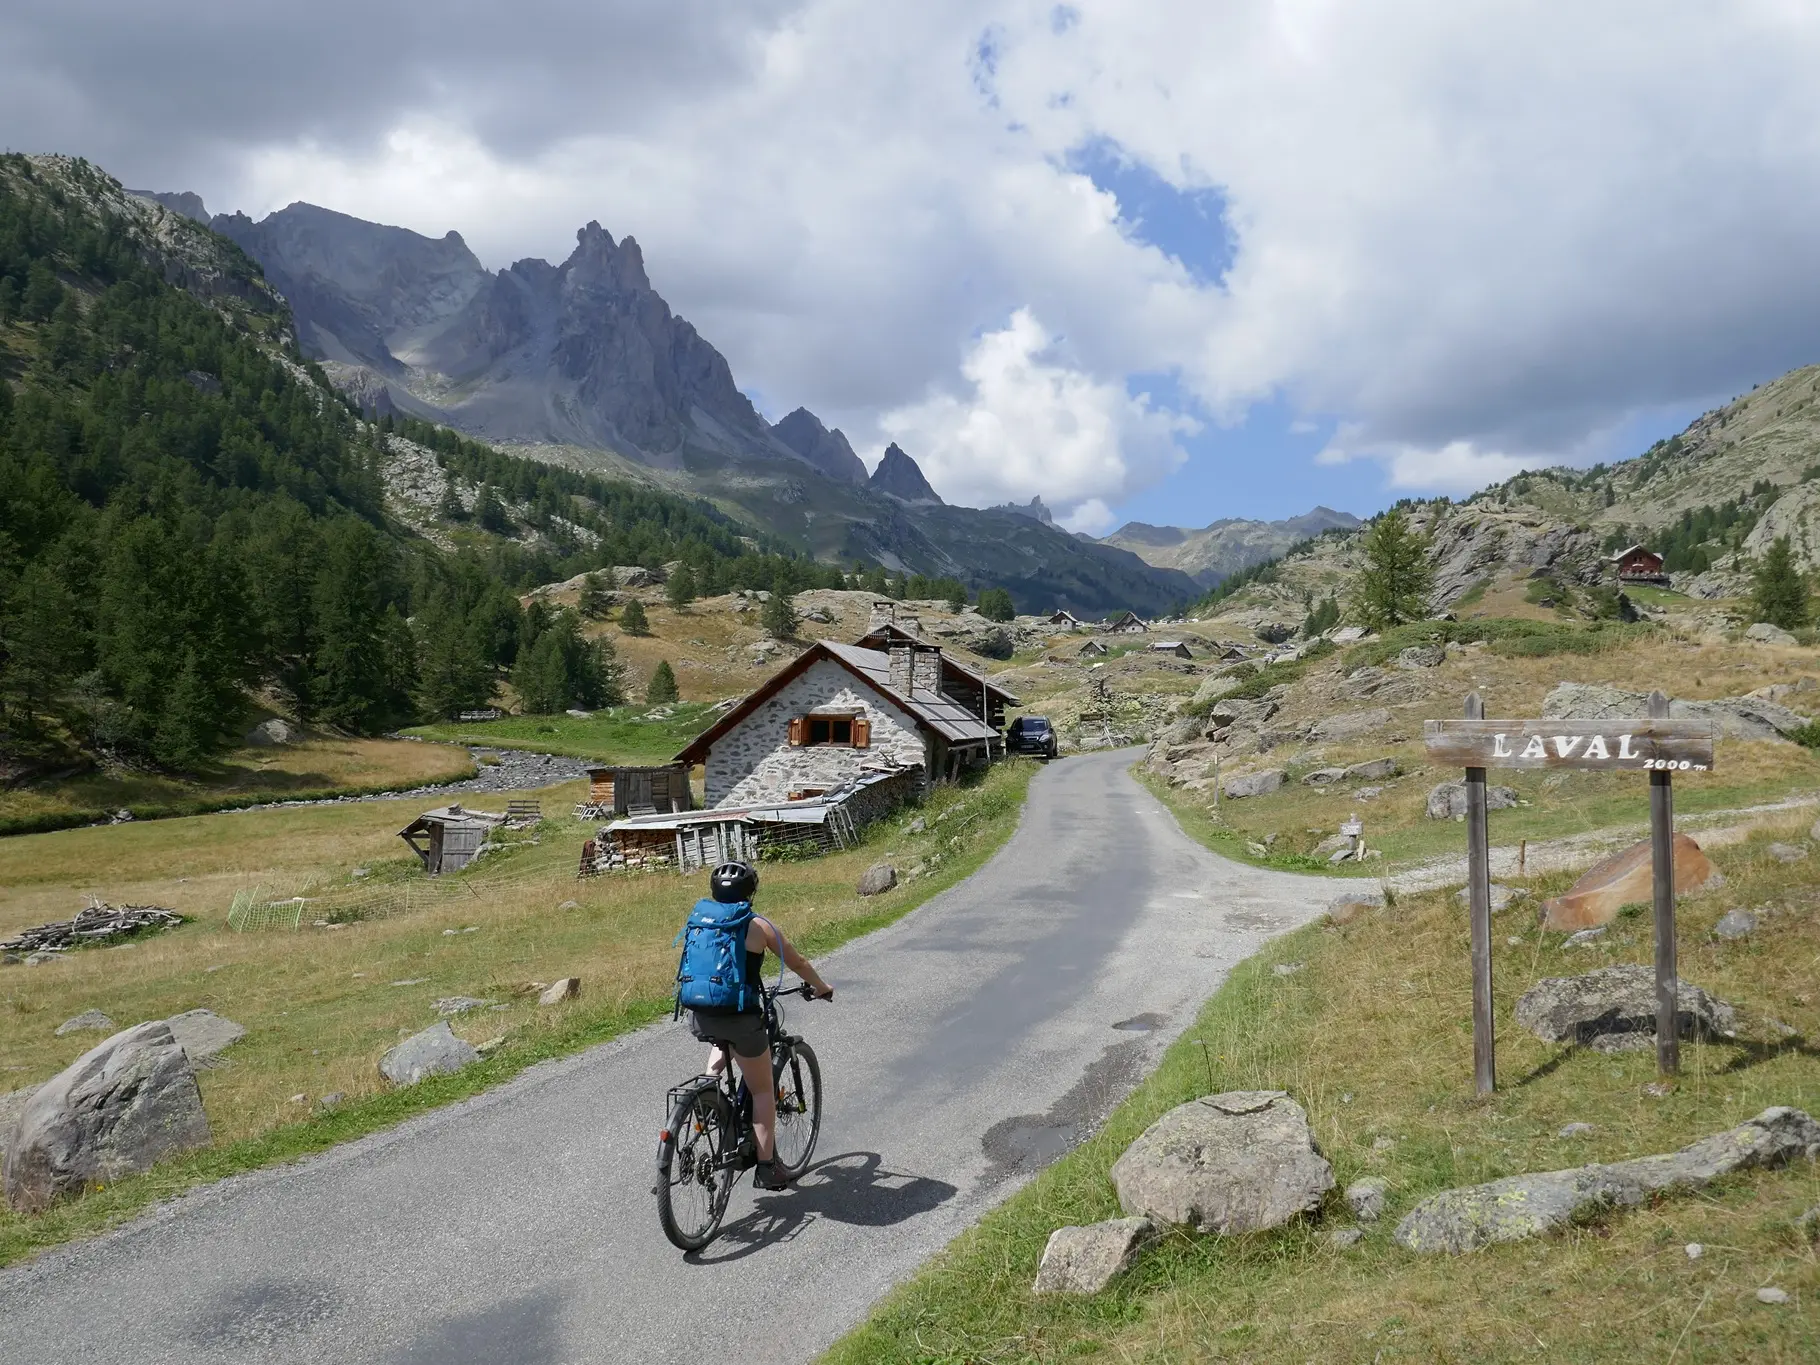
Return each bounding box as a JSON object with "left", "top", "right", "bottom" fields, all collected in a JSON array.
[{"left": 1, "top": 903, "right": 183, "bottom": 955}]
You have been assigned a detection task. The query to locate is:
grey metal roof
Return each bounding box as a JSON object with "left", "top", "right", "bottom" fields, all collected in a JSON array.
[
  {"left": 605, "top": 766, "right": 915, "bottom": 832},
  {"left": 822, "top": 641, "right": 999, "bottom": 745}
]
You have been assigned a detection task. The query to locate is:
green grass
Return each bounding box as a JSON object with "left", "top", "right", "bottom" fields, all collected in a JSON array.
[
  {"left": 400, "top": 702, "right": 717, "bottom": 763},
  {"left": 0, "top": 760, "right": 1036, "bottom": 1267},
  {"left": 828, "top": 800, "right": 1820, "bottom": 1364},
  {"left": 1344, "top": 618, "right": 1655, "bottom": 669}
]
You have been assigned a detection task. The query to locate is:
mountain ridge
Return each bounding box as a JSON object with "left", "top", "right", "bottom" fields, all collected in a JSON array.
[{"left": 1101, "top": 505, "right": 1363, "bottom": 586}]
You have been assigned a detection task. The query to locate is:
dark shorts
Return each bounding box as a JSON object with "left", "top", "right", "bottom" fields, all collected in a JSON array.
[{"left": 689, "top": 1008, "right": 769, "bottom": 1059}]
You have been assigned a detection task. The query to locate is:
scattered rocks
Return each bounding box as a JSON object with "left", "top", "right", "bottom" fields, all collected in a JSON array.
[
  {"left": 856, "top": 863, "right": 898, "bottom": 896},
  {"left": 379, "top": 1022, "right": 479, "bottom": 1087},
  {"left": 906, "top": 817, "right": 926, "bottom": 834},
  {"left": 1558, "top": 1122, "right": 1595, "bottom": 1138},
  {"left": 1539, "top": 833, "right": 1721, "bottom": 931},
  {"left": 24, "top": 951, "right": 68, "bottom": 966},
  {"left": 1327, "top": 1227, "right": 1364, "bottom": 1248},
  {"left": 557, "top": 900, "right": 580, "bottom": 911},
  {"left": 1308, "top": 709, "right": 1393, "bottom": 744},
  {"left": 1326, "top": 889, "right": 1383, "bottom": 926},
  {"left": 0, "top": 903, "right": 183, "bottom": 956},
  {"left": 1031, "top": 1216, "right": 1156, "bottom": 1295},
  {"left": 1396, "top": 644, "right": 1444, "bottom": 670},
  {"left": 1745, "top": 622, "right": 1799, "bottom": 647},
  {"left": 1394, "top": 1107, "right": 1820, "bottom": 1253},
  {"left": 1543, "top": 681, "right": 1811, "bottom": 744},
  {"left": 1757, "top": 1287, "right": 1791, "bottom": 1305},
  {"left": 1713, "top": 909, "right": 1758, "bottom": 940},
  {"left": 163, "top": 1009, "right": 246, "bottom": 1066},
  {"left": 433, "top": 997, "right": 492, "bottom": 1017},
  {"left": 1344, "top": 758, "right": 1400, "bottom": 781},
  {"left": 1685, "top": 1242, "right": 1703, "bottom": 1259},
  {"left": 1514, "top": 964, "right": 1736, "bottom": 1053},
  {"left": 2, "top": 1022, "right": 212, "bottom": 1213},
  {"left": 538, "top": 977, "right": 581, "bottom": 1005},
  {"left": 1302, "top": 767, "right": 1349, "bottom": 787},
  {"left": 1110, "top": 1090, "right": 1334, "bottom": 1234},
  {"left": 1453, "top": 884, "right": 1526, "bottom": 913},
  {"left": 1767, "top": 842, "right": 1808, "bottom": 864},
  {"left": 1223, "top": 768, "right": 1287, "bottom": 800},
  {"left": 1795, "top": 1206, "right": 1820, "bottom": 1243},
  {"left": 1566, "top": 927, "right": 1607, "bottom": 946},
  {"left": 1272, "top": 962, "right": 1306, "bottom": 977},
  {"left": 1425, "top": 781, "right": 1518, "bottom": 820},
  {"left": 318, "top": 1092, "right": 345, "bottom": 1109},
  {"left": 55, "top": 1010, "right": 116, "bottom": 1036},
  {"left": 1345, "top": 1177, "right": 1388, "bottom": 1222}
]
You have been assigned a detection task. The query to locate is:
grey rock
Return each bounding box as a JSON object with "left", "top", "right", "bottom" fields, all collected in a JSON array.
[
  {"left": 24, "top": 951, "right": 67, "bottom": 966},
  {"left": 1326, "top": 888, "right": 1383, "bottom": 925},
  {"left": 1425, "top": 781, "right": 1518, "bottom": 820},
  {"left": 1767, "top": 842, "right": 1807, "bottom": 863},
  {"left": 538, "top": 977, "right": 581, "bottom": 1005},
  {"left": 2, "top": 1022, "right": 211, "bottom": 1213},
  {"left": 1344, "top": 758, "right": 1400, "bottom": 781},
  {"left": 1396, "top": 644, "right": 1444, "bottom": 669},
  {"left": 317, "top": 1092, "right": 345, "bottom": 1109},
  {"left": 163, "top": 1009, "right": 246, "bottom": 1065},
  {"left": 1713, "top": 909, "right": 1758, "bottom": 940},
  {"left": 244, "top": 718, "right": 297, "bottom": 746},
  {"left": 1565, "top": 927, "right": 1607, "bottom": 946},
  {"left": 1255, "top": 621, "right": 1296, "bottom": 645},
  {"left": 1395, "top": 1106, "right": 1820, "bottom": 1253},
  {"left": 1308, "top": 708, "right": 1393, "bottom": 743},
  {"left": 1313, "top": 833, "right": 1353, "bottom": 857},
  {"left": 856, "top": 863, "right": 899, "bottom": 897},
  {"left": 1222, "top": 768, "right": 1287, "bottom": 800},
  {"left": 379, "top": 1022, "right": 479, "bottom": 1086},
  {"left": 1757, "top": 1287, "right": 1791, "bottom": 1305},
  {"left": 1327, "top": 1227, "right": 1364, "bottom": 1248},
  {"left": 1111, "top": 1090, "right": 1334, "bottom": 1234},
  {"left": 1346, "top": 1176, "right": 1388, "bottom": 1222},
  {"left": 1453, "top": 883, "right": 1526, "bottom": 913},
  {"left": 1514, "top": 964, "right": 1736, "bottom": 1052},
  {"left": 1355, "top": 785, "right": 1385, "bottom": 800},
  {"left": 1558, "top": 1122, "right": 1596, "bottom": 1138},
  {"left": 1796, "top": 1206, "right": 1820, "bottom": 1243},
  {"left": 433, "top": 996, "right": 491, "bottom": 1017},
  {"left": 55, "top": 1010, "right": 116, "bottom": 1036},
  {"left": 1327, "top": 847, "right": 1355, "bottom": 864},
  {"left": 1745, "top": 622, "right": 1799, "bottom": 646},
  {"left": 0, "top": 1087, "right": 39, "bottom": 1159},
  {"left": 1543, "top": 681, "right": 1809, "bottom": 744},
  {"left": 906, "top": 817, "right": 927, "bottom": 834},
  {"left": 1302, "top": 767, "right": 1349, "bottom": 786},
  {"left": 1031, "top": 1216, "right": 1155, "bottom": 1294},
  {"left": 1272, "top": 962, "right": 1306, "bottom": 977}
]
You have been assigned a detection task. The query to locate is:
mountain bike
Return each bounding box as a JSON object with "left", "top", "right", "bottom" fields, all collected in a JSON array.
[{"left": 655, "top": 978, "right": 824, "bottom": 1251}]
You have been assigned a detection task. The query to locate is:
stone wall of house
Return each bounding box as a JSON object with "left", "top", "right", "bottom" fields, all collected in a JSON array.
[{"left": 706, "top": 659, "right": 930, "bottom": 807}]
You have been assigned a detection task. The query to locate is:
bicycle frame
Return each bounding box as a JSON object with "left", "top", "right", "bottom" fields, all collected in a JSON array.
[{"left": 661, "top": 976, "right": 814, "bottom": 1175}]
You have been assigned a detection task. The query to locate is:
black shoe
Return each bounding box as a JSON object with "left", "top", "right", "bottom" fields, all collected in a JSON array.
[{"left": 752, "top": 1160, "right": 789, "bottom": 1190}]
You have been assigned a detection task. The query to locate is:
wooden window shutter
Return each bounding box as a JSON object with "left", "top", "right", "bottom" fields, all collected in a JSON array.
[
  {"left": 788, "top": 716, "right": 807, "bottom": 746},
  {"left": 852, "top": 716, "right": 871, "bottom": 748}
]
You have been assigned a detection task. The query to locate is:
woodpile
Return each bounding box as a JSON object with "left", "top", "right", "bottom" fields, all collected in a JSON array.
[{"left": 0, "top": 903, "right": 183, "bottom": 955}]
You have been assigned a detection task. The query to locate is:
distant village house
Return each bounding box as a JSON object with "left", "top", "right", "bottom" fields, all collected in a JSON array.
[
  {"left": 1610, "top": 544, "right": 1667, "bottom": 585},
  {"left": 1046, "top": 609, "right": 1086, "bottom": 631},
  {"left": 1103, "top": 611, "right": 1148, "bottom": 634},
  {"left": 1147, "top": 640, "right": 1194, "bottom": 659}
]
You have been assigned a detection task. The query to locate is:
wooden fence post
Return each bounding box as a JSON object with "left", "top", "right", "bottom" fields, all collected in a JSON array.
[
  {"left": 1465, "top": 691, "right": 1496, "bottom": 1095},
  {"left": 1649, "top": 689, "right": 1679, "bottom": 1077}
]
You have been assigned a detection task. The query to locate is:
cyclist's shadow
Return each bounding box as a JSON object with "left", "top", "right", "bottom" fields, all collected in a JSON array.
[{"left": 686, "top": 1151, "right": 957, "bottom": 1264}]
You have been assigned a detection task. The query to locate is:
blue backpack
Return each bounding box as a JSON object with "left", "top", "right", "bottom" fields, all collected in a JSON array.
[{"left": 673, "top": 898, "right": 756, "bottom": 1016}]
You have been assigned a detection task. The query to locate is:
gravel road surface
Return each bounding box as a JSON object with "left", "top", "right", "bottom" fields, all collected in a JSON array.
[{"left": 0, "top": 748, "right": 1331, "bottom": 1364}]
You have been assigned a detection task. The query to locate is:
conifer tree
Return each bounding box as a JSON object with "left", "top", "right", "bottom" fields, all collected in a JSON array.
[
  {"left": 666, "top": 564, "right": 697, "bottom": 611},
  {"left": 1753, "top": 535, "right": 1810, "bottom": 630},
  {"left": 1353, "top": 509, "right": 1435, "bottom": 629},
  {"left": 762, "top": 591, "right": 798, "bottom": 639},
  {"left": 577, "top": 571, "right": 611, "bottom": 618},
  {"left": 646, "top": 659, "right": 679, "bottom": 704},
  {"left": 619, "top": 598, "right": 650, "bottom": 636},
  {"left": 977, "top": 587, "right": 1016, "bottom": 622}
]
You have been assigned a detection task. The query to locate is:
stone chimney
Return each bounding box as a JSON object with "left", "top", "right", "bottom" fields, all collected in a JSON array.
[
  {"left": 888, "top": 644, "right": 914, "bottom": 694},
  {"left": 911, "top": 646, "right": 941, "bottom": 695}
]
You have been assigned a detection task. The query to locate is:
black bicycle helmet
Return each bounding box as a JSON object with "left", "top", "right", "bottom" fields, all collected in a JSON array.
[{"left": 709, "top": 860, "right": 758, "bottom": 903}]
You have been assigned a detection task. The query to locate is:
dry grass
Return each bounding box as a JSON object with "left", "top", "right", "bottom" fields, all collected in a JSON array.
[
  {"left": 830, "top": 800, "right": 1820, "bottom": 1364},
  {"left": 0, "top": 761, "right": 1036, "bottom": 1265}
]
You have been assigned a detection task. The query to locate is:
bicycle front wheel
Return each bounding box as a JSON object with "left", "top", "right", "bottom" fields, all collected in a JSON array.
[
  {"left": 771, "top": 1040, "right": 822, "bottom": 1180},
  {"left": 657, "top": 1085, "right": 733, "bottom": 1250}
]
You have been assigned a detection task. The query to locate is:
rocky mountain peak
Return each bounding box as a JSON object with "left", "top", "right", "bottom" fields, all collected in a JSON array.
[
  {"left": 773, "top": 408, "right": 869, "bottom": 485},
  {"left": 565, "top": 221, "right": 650, "bottom": 293},
  {"left": 129, "top": 189, "right": 209, "bottom": 223},
  {"left": 994, "top": 496, "right": 1055, "bottom": 525},
  {"left": 870, "top": 443, "right": 943, "bottom": 504}
]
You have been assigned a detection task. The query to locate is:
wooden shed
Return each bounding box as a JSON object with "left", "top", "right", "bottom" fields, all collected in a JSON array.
[
  {"left": 398, "top": 805, "right": 499, "bottom": 875},
  {"left": 1610, "top": 544, "right": 1667, "bottom": 584},
  {"left": 1148, "top": 640, "right": 1194, "bottom": 659},
  {"left": 580, "top": 763, "right": 694, "bottom": 818}
]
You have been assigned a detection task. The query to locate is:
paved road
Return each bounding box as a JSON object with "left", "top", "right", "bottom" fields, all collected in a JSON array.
[{"left": 0, "top": 749, "right": 1332, "bottom": 1365}]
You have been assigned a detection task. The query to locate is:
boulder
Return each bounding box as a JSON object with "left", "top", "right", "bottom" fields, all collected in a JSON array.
[
  {"left": 163, "top": 1009, "right": 246, "bottom": 1066},
  {"left": 1513, "top": 964, "right": 1736, "bottom": 1052},
  {"left": 1223, "top": 768, "right": 1287, "bottom": 800},
  {"left": 1344, "top": 758, "right": 1400, "bottom": 781},
  {"left": 1308, "top": 709, "right": 1393, "bottom": 744},
  {"left": 1425, "top": 781, "right": 1518, "bottom": 820},
  {"left": 1396, "top": 644, "right": 1444, "bottom": 670},
  {"left": 1031, "top": 1216, "right": 1155, "bottom": 1295},
  {"left": 1345, "top": 1176, "right": 1389, "bottom": 1222},
  {"left": 1452, "top": 884, "right": 1526, "bottom": 913},
  {"left": 1395, "top": 1107, "right": 1820, "bottom": 1253},
  {"left": 243, "top": 718, "right": 296, "bottom": 746},
  {"left": 1542, "top": 681, "right": 1809, "bottom": 744},
  {"left": 1326, "top": 889, "right": 1383, "bottom": 926},
  {"left": 0, "top": 1086, "right": 39, "bottom": 1159},
  {"left": 55, "top": 1009, "right": 116, "bottom": 1036},
  {"left": 1190, "top": 672, "right": 1248, "bottom": 706},
  {"left": 1313, "top": 833, "right": 1353, "bottom": 857},
  {"left": 1745, "top": 622, "right": 1799, "bottom": 646},
  {"left": 856, "top": 863, "right": 899, "bottom": 897},
  {"left": 433, "top": 997, "right": 491, "bottom": 1017},
  {"left": 3, "top": 1022, "right": 211, "bottom": 1213},
  {"left": 1537, "top": 833, "right": 1719, "bottom": 931},
  {"left": 538, "top": 977, "right": 582, "bottom": 1005},
  {"left": 1110, "top": 1090, "right": 1334, "bottom": 1234},
  {"left": 1255, "top": 622, "right": 1296, "bottom": 645},
  {"left": 1713, "top": 909, "right": 1758, "bottom": 940},
  {"left": 379, "top": 1022, "right": 480, "bottom": 1086},
  {"left": 1301, "top": 767, "right": 1349, "bottom": 787},
  {"left": 1767, "top": 842, "right": 1807, "bottom": 863}
]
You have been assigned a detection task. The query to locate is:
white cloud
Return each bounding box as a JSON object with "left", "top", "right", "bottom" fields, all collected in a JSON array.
[{"left": 879, "top": 310, "right": 1195, "bottom": 531}]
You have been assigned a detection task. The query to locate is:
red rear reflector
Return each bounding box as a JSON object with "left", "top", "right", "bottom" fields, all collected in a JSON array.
[{"left": 660, "top": 1130, "right": 671, "bottom": 1142}]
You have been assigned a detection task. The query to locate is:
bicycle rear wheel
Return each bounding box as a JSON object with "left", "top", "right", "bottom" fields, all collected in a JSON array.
[
  {"left": 656, "top": 1085, "right": 733, "bottom": 1250},
  {"left": 770, "top": 1040, "right": 822, "bottom": 1180}
]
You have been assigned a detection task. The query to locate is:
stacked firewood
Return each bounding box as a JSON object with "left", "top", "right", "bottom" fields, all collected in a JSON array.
[{"left": 0, "top": 903, "right": 183, "bottom": 954}]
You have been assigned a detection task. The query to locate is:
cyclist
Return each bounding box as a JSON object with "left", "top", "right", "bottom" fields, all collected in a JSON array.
[{"left": 686, "top": 861, "right": 833, "bottom": 1189}]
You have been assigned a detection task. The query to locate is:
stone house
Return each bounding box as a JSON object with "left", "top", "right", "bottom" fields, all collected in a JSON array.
[
  {"left": 675, "top": 639, "right": 1005, "bottom": 808},
  {"left": 1103, "top": 610, "right": 1148, "bottom": 634}
]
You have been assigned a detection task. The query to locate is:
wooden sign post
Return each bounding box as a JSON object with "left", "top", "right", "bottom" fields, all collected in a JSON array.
[{"left": 1424, "top": 692, "right": 1715, "bottom": 1092}]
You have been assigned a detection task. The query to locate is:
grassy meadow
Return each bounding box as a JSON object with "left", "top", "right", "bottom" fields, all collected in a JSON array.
[
  {"left": 0, "top": 759, "right": 1036, "bottom": 1266},
  {"left": 830, "top": 800, "right": 1820, "bottom": 1364},
  {"left": 400, "top": 701, "right": 718, "bottom": 764}
]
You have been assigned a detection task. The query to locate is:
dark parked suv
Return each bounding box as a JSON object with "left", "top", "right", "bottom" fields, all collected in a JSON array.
[{"left": 1006, "top": 715, "right": 1058, "bottom": 759}]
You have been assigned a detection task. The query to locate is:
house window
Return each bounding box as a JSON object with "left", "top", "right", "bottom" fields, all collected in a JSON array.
[{"left": 788, "top": 714, "right": 871, "bottom": 747}]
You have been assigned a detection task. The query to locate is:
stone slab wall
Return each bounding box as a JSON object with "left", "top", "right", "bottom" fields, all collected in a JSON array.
[{"left": 706, "top": 658, "right": 930, "bottom": 807}]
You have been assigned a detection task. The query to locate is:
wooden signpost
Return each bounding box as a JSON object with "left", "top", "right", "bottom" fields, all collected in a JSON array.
[{"left": 1424, "top": 691, "right": 1715, "bottom": 1093}]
